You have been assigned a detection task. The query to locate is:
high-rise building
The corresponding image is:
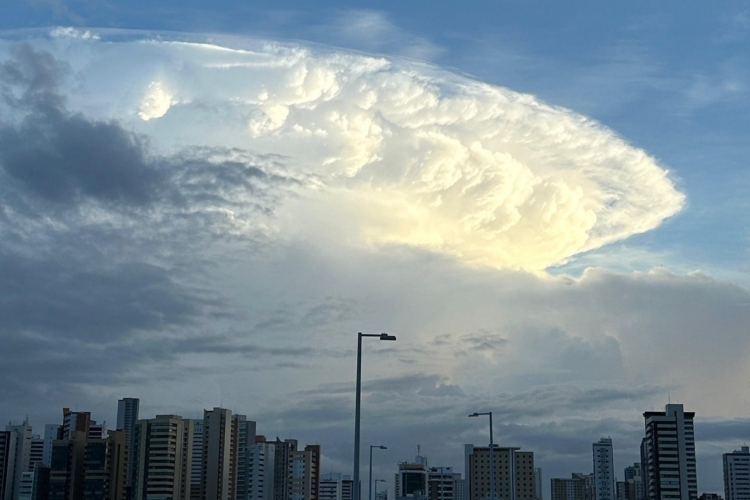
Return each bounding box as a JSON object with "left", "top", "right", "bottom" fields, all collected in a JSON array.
[
  {"left": 5, "top": 421, "right": 33, "bottom": 500},
  {"left": 61, "top": 410, "right": 91, "bottom": 441},
  {"left": 593, "top": 438, "right": 615, "bottom": 500},
  {"left": 428, "top": 466, "right": 463, "bottom": 500},
  {"left": 249, "top": 438, "right": 277, "bottom": 500},
  {"left": 534, "top": 469, "right": 543, "bottom": 500},
  {"left": 49, "top": 430, "right": 88, "bottom": 500},
  {"left": 190, "top": 420, "right": 204, "bottom": 500},
  {"left": 624, "top": 464, "right": 645, "bottom": 500},
  {"left": 132, "top": 415, "right": 194, "bottom": 499},
  {"left": 201, "top": 407, "right": 238, "bottom": 500},
  {"left": 321, "top": 473, "right": 353, "bottom": 500},
  {"left": 270, "top": 438, "right": 298, "bottom": 500},
  {"left": 82, "top": 430, "right": 128, "bottom": 500},
  {"left": 234, "top": 415, "right": 257, "bottom": 500},
  {"left": 723, "top": 446, "right": 750, "bottom": 500},
  {"left": 642, "top": 404, "right": 697, "bottom": 500},
  {"left": 551, "top": 475, "right": 587, "bottom": 500},
  {"left": 0, "top": 431, "right": 18, "bottom": 500},
  {"left": 43, "top": 426, "right": 61, "bottom": 467},
  {"left": 115, "top": 397, "right": 139, "bottom": 493},
  {"left": 29, "top": 463, "right": 50, "bottom": 500},
  {"left": 464, "top": 444, "right": 535, "bottom": 500},
  {"left": 289, "top": 444, "right": 321, "bottom": 500},
  {"left": 396, "top": 455, "right": 428, "bottom": 500}
]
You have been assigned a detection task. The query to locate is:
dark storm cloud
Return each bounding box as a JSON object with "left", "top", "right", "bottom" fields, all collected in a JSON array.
[
  {"left": 0, "top": 252, "right": 204, "bottom": 339},
  {"left": 696, "top": 418, "right": 750, "bottom": 442},
  {"left": 0, "top": 45, "right": 165, "bottom": 206}
]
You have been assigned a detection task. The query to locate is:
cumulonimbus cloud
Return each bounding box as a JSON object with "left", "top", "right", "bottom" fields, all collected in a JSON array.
[{"left": 0, "top": 29, "right": 685, "bottom": 271}]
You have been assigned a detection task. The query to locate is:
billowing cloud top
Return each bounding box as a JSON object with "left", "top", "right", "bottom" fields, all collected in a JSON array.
[{"left": 1, "top": 29, "right": 684, "bottom": 271}]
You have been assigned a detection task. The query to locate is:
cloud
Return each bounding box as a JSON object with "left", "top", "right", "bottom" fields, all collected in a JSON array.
[{"left": 0, "top": 31, "right": 684, "bottom": 272}]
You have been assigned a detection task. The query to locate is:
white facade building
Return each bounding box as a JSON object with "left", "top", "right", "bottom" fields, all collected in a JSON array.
[
  {"left": 593, "top": 438, "right": 615, "bottom": 500},
  {"left": 723, "top": 446, "right": 750, "bottom": 500}
]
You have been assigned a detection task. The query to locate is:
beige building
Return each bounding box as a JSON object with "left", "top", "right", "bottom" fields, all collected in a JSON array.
[
  {"left": 201, "top": 408, "right": 238, "bottom": 500},
  {"left": 289, "top": 444, "right": 321, "bottom": 500},
  {"left": 83, "top": 430, "right": 128, "bottom": 500},
  {"left": 132, "top": 415, "right": 194, "bottom": 500},
  {"left": 464, "top": 445, "right": 535, "bottom": 500},
  {"left": 550, "top": 475, "right": 587, "bottom": 500}
]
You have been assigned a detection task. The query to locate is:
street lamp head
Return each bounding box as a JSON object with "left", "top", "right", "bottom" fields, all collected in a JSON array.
[
  {"left": 379, "top": 445, "right": 387, "bottom": 449},
  {"left": 379, "top": 333, "right": 397, "bottom": 341},
  {"left": 468, "top": 413, "right": 479, "bottom": 417}
]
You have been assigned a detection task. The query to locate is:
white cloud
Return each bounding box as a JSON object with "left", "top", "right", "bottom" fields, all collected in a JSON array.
[{"left": 14, "top": 31, "right": 685, "bottom": 272}]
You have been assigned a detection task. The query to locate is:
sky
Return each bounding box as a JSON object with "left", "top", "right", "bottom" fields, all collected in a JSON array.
[{"left": 1, "top": 0, "right": 750, "bottom": 497}]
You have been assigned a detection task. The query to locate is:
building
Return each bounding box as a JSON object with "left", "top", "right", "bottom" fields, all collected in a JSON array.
[
  {"left": 321, "top": 473, "right": 354, "bottom": 500},
  {"left": 190, "top": 420, "right": 204, "bottom": 500},
  {"left": 270, "top": 438, "right": 299, "bottom": 500},
  {"left": 132, "top": 415, "right": 194, "bottom": 499},
  {"left": 464, "top": 444, "right": 535, "bottom": 500},
  {"left": 289, "top": 444, "right": 321, "bottom": 500},
  {"left": 617, "top": 482, "right": 629, "bottom": 500},
  {"left": 642, "top": 404, "right": 698, "bottom": 500},
  {"left": 0, "top": 431, "right": 17, "bottom": 500},
  {"left": 624, "top": 464, "right": 645, "bottom": 500},
  {"left": 534, "top": 469, "right": 543, "bottom": 500},
  {"left": 593, "top": 438, "right": 615, "bottom": 500},
  {"left": 723, "top": 446, "right": 750, "bottom": 500},
  {"left": 201, "top": 408, "right": 237, "bottom": 500},
  {"left": 49, "top": 430, "right": 88, "bottom": 500},
  {"left": 82, "top": 430, "right": 128, "bottom": 500},
  {"left": 698, "top": 495, "right": 722, "bottom": 500},
  {"left": 6, "top": 421, "right": 33, "bottom": 500},
  {"left": 115, "top": 397, "right": 139, "bottom": 493},
  {"left": 234, "top": 415, "right": 258, "bottom": 500},
  {"left": 43, "top": 425, "right": 61, "bottom": 467},
  {"left": 428, "top": 466, "right": 464, "bottom": 500},
  {"left": 550, "top": 475, "right": 586, "bottom": 500},
  {"left": 249, "top": 438, "right": 277, "bottom": 500},
  {"left": 396, "top": 455, "right": 428, "bottom": 500}
]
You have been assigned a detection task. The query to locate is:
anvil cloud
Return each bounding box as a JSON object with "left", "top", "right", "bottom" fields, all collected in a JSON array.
[{"left": 1, "top": 29, "right": 684, "bottom": 272}]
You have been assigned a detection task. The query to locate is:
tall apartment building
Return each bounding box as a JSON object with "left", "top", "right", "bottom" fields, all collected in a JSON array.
[
  {"left": 190, "top": 420, "right": 204, "bottom": 500},
  {"left": 593, "top": 438, "right": 615, "bottom": 500},
  {"left": 723, "top": 446, "right": 750, "bottom": 500},
  {"left": 550, "top": 475, "right": 586, "bottom": 500},
  {"left": 115, "top": 397, "right": 139, "bottom": 493},
  {"left": 464, "top": 445, "right": 535, "bottom": 500},
  {"left": 6, "top": 421, "right": 33, "bottom": 500},
  {"left": 0, "top": 431, "right": 18, "bottom": 500},
  {"left": 82, "top": 430, "right": 128, "bottom": 500},
  {"left": 534, "top": 469, "right": 543, "bottom": 500},
  {"left": 201, "top": 407, "right": 238, "bottom": 500},
  {"left": 132, "top": 415, "right": 194, "bottom": 499},
  {"left": 642, "top": 404, "right": 698, "bottom": 500},
  {"left": 289, "top": 444, "right": 321, "bottom": 500},
  {"left": 428, "top": 466, "right": 464, "bottom": 500},
  {"left": 234, "top": 415, "right": 257, "bottom": 500},
  {"left": 43, "top": 425, "right": 61, "bottom": 467},
  {"left": 249, "top": 438, "right": 277, "bottom": 500},
  {"left": 270, "top": 438, "right": 299, "bottom": 500},
  {"left": 49, "top": 430, "right": 88, "bottom": 500},
  {"left": 624, "top": 464, "right": 645, "bottom": 500},
  {"left": 320, "top": 473, "right": 353, "bottom": 500}
]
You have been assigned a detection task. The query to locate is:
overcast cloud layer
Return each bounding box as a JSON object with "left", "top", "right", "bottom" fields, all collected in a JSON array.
[{"left": 0, "top": 29, "right": 745, "bottom": 495}]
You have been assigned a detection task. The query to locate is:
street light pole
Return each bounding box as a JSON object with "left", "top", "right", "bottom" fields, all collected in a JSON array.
[
  {"left": 469, "top": 411, "right": 495, "bottom": 500},
  {"left": 354, "top": 333, "right": 396, "bottom": 500},
  {"left": 375, "top": 479, "right": 386, "bottom": 500},
  {"left": 370, "top": 445, "right": 387, "bottom": 500}
]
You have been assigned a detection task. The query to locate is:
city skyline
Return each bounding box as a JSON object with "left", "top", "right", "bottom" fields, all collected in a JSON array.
[{"left": 2, "top": 1, "right": 750, "bottom": 498}]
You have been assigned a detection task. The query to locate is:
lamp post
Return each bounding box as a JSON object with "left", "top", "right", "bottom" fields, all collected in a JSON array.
[
  {"left": 370, "top": 445, "right": 387, "bottom": 500},
  {"left": 375, "top": 479, "right": 386, "bottom": 500},
  {"left": 354, "top": 333, "right": 397, "bottom": 500},
  {"left": 469, "top": 411, "right": 494, "bottom": 500}
]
